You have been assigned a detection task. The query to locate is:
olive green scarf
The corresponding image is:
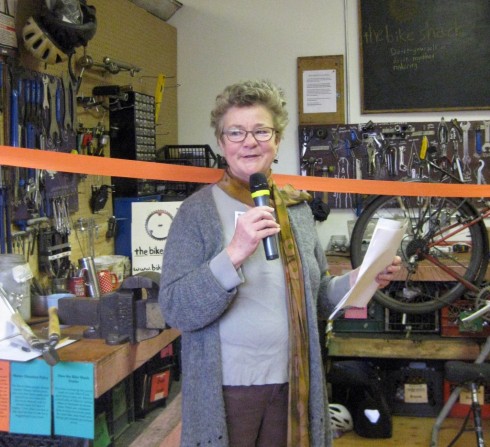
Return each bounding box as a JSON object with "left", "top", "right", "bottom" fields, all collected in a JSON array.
[{"left": 217, "top": 169, "right": 312, "bottom": 447}]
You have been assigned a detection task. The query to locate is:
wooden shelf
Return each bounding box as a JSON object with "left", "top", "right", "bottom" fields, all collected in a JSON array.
[
  {"left": 326, "top": 254, "right": 490, "bottom": 281},
  {"left": 327, "top": 332, "right": 484, "bottom": 361},
  {"left": 34, "top": 325, "right": 180, "bottom": 398}
]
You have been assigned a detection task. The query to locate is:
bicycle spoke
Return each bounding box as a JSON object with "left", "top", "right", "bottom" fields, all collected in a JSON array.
[{"left": 350, "top": 190, "right": 488, "bottom": 314}]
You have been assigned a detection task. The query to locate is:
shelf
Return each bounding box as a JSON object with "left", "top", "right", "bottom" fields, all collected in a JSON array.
[
  {"left": 35, "top": 325, "right": 180, "bottom": 398},
  {"left": 327, "top": 332, "right": 484, "bottom": 360}
]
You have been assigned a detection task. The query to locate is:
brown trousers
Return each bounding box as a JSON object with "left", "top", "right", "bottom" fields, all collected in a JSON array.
[{"left": 223, "top": 383, "right": 289, "bottom": 447}]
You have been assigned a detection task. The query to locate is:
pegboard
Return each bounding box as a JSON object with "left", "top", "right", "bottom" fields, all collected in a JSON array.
[
  {"left": 6, "top": 0, "right": 177, "bottom": 279},
  {"left": 299, "top": 119, "right": 490, "bottom": 210},
  {"left": 16, "top": 0, "right": 178, "bottom": 147}
]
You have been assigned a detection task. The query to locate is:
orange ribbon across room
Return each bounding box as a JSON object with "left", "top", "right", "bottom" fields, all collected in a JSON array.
[{"left": 1, "top": 145, "right": 489, "bottom": 197}]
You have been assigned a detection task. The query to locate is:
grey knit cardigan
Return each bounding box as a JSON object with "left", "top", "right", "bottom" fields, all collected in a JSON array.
[{"left": 159, "top": 184, "right": 349, "bottom": 447}]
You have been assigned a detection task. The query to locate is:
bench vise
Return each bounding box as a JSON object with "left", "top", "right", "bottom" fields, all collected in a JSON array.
[{"left": 58, "top": 273, "right": 166, "bottom": 344}]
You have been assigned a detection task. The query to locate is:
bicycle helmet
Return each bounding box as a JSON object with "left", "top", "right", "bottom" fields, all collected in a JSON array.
[
  {"left": 39, "top": 0, "right": 97, "bottom": 55},
  {"left": 22, "top": 1, "right": 96, "bottom": 64},
  {"left": 22, "top": 16, "right": 67, "bottom": 64},
  {"left": 328, "top": 403, "right": 353, "bottom": 432}
]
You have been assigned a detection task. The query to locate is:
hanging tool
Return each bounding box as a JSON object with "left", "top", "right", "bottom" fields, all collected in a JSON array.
[
  {"left": 47, "top": 77, "right": 61, "bottom": 149},
  {"left": 26, "top": 216, "right": 50, "bottom": 258},
  {"left": 476, "top": 159, "right": 486, "bottom": 202},
  {"left": 450, "top": 118, "right": 463, "bottom": 141},
  {"left": 482, "top": 121, "right": 490, "bottom": 157},
  {"left": 461, "top": 121, "right": 472, "bottom": 181},
  {"left": 437, "top": 117, "right": 449, "bottom": 144},
  {"left": 90, "top": 184, "right": 113, "bottom": 213},
  {"left": 398, "top": 145, "right": 407, "bottom": 172},
  {"left": 475, "top": 128, "right": 482, "bottom": 158},
  {"left": 419, "top": 135, "right": 429, "bottom": 160},
  {"left": 77, "top": 53, "right": 141, "bottom": 78},
  {"left": 154, "top": 73, "right": 166, "bottom": 123},
  {"left": 366, "top": 139, "right": 376, "bottom": 177}
]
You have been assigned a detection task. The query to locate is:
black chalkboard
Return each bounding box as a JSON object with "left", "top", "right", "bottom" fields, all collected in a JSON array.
[{"left": 359, "top": 0, "right": 490, "bottom": 113}]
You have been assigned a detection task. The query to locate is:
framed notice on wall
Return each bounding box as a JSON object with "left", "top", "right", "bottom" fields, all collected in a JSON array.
[
  {"left": 297, "top": 55, "right": 345, "bottom": 125},
  {"left": 359, "top": 0, "right": 490, "bottom": 113}
]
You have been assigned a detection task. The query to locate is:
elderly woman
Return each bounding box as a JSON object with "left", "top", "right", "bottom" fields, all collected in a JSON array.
[{"left": 159, "top": 79, "right": 400, "bottom": 447}]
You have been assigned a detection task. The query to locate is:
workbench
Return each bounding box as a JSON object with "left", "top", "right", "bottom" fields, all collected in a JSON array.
[
  {"left": 326, "top": 253, "right": 489, "bottom": 358},
  {"left": 55, "top": 326, "right": 181, "bottom": 398},
  {"left": 327, "top": 332, "right": 484, "bottom": 360},
  {"left": 0, "top": 326, "right": 180, "bottom": 447}
]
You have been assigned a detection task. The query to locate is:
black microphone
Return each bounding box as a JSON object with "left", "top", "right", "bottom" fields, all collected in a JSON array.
[{"left": 249, "top": 172, "right": 279, "bottom": 260}]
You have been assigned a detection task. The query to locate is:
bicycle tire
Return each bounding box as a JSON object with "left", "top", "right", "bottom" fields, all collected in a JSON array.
[{"left": 350, "top": 193, "right": 488, "bottom": 314}]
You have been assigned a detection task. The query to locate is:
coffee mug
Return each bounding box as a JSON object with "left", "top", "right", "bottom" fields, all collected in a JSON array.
[
  {"left": 68, "top": 276, "right": 86, "bottom": 297},
  {"left": 97, "top": 270, "right": 119, "bottom": 294}
]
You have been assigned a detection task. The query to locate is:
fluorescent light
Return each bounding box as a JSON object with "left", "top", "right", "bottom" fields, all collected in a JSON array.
[{"left": 130, "top": 0, "right": 183, "bottom": 21}]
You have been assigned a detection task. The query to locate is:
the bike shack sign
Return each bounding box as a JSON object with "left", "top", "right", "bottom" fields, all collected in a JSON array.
[{"left": 131, "top": 202, "right": 181, "bottom": 274}]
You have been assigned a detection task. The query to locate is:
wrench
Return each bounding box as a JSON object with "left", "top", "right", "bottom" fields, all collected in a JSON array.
[
  {"left": 476, "top": 159, "right": 486, "bottom": 202},
  {"left": 460, "top": 122, "right": 472, "bottom": 182},
  {"left": 476, "top": 159, "right": 485, "bottom": 185},
  {"left": 48, "top": 78, "right": 60, "bottom": 148},
  {"left": 366, "top": 140, "right": 376, "bottom": 177},
  {"left": 398, "top": 145, "right": 407, "bottom": 172},
  {"left": 300, "top": 128, "right": 312, "bottom": 175},
  {"left": 482, "top": 121, "right": 490, "bottom": 157},
  {"left": 336, "top": 157, "right": 352, "bottom": 208}
]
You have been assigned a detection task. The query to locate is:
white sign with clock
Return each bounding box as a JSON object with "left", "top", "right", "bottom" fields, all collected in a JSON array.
[{"left": 131, "top": 201, "right": 181, "bottom": 274}]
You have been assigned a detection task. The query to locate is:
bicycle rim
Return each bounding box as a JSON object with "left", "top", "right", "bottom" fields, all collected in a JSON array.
[{"left": 350, "top": 194, "right": 488, "bottom": 314}]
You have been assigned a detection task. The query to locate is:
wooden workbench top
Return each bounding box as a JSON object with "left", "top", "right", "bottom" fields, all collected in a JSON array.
[
  {"left": 36, "top": 325, "right": 180, "bottom": 398},
  {"left": 327, "top": 332, "right": 485, "bottom": 360}
]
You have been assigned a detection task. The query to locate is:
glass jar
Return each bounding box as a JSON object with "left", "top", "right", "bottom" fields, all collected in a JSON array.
[{"left": 0, "top": 254, "right": 33, "bottom": 320}]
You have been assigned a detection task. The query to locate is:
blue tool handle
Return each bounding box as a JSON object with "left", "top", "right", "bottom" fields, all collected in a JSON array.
[
  {"left": 10, "top": 88, "right": 18, "bottom": 146},
  {"left": 476, "top": 129, "right": 482, "bottom": 155}
]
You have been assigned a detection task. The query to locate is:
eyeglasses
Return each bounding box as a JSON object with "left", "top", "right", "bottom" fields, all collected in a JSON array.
[{"left": 222, "top": 127, "right": 276, "bottom": 143}]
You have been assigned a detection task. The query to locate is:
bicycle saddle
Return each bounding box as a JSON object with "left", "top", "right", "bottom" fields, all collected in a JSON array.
[
  {"left": 328, "top": 360, "right": 380, "bottom": 387},
  {"left": 445, "top": 361, "right": 490, "bottom": 385}
]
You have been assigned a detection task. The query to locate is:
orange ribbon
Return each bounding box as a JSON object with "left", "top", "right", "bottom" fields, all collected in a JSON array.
[{"left": 1, "top": 145, "right": 489, "bottom": 197}]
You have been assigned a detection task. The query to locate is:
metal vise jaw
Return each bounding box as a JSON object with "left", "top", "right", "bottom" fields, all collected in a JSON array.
[{"left": 58, "top": 273, "right": 165, "bottom": 344}]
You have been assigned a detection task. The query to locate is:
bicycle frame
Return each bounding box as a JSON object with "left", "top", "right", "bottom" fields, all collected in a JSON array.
[
  {"left": 419, "top": 204, "right": 490, "bottom": 293},
  {"left": 350, "top": 190, "right": 489, "bottom": 313}
]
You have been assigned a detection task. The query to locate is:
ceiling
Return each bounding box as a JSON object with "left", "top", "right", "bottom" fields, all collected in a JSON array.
[{"left": 129, "top": 0, "right": 183, "bottom": 22}]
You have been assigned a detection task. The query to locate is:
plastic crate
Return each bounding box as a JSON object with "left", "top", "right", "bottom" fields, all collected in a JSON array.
[
  {"left": 95, "top": 375, "right": 134, "bottom": 443},
  {"left": 443, "top": 379, "right": 490, "bottom": 419},
  {"left": 386, "top": 360, "right": 444, "bottom": 417},
  {"left": 0, "top": 434, "right": 84, "bottom": 447},
  {"left": 133, "top": 338, "right": 181, "bottom": 417},
  {"left": 440, "top": 300, "right": 490, "bottom": 338},
  {"left": 155, "top": 145, "right": 219, "bottom": 199},
  {"left": 385, "top": 308, "right": 440, "bottom": 334},
  {"left": 332, "top": 301, "right": 385, "bottom": 333}
]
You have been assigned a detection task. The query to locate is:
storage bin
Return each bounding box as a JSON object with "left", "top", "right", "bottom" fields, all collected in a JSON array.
[
  {"left": 440, "top": 300, "right": 490, "bottom": 338},
  {"left": 0, "top": 434, "right": 84, "bottom": 447},
  {"left": 386, "top": 360, "right": 444, "bottom": 417},
  {"left": 133, "top": 339, "right": 180, "bottom": 417},
  {"left": 385, "top": 308, "right": 440, "bottom": 334},
  {"left": 95, "top": 375, "right": 134, "bottom": 443},
  {"left": 332, "top": 301, "right": 385, "bottom": 333},
  {"left": 443, "top": 379, "right": 490, "bottom": 419}
]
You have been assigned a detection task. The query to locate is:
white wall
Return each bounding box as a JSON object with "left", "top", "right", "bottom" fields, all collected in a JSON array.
[
  {"left": 169, "top": 0, "right": 346, "bottom": 176},
  {"left": 169, "top": 0, "right": 490, "bottom": 248}
]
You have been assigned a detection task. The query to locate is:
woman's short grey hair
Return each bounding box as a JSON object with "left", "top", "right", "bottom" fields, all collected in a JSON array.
[{"left": 210, "top": 79, "right": 289, "bottom": 141}]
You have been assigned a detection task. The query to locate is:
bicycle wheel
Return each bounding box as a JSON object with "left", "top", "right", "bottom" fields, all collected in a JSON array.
[{"left": 350, "top": 194, "right": 489, "bottom": 314}]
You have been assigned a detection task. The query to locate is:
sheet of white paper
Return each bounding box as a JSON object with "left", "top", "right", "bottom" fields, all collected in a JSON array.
[
  {"left": 302, "top": 69, "right": 337, "bottom": 114},
  {"left": 0, "top": 334, "right": 77, "bottom": 362},
  {"left": 0, "top": 296, "right": 19, "bottom": 341},
  {"left": 329, "top": 218, "right": 407, "bottom": 320}
]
